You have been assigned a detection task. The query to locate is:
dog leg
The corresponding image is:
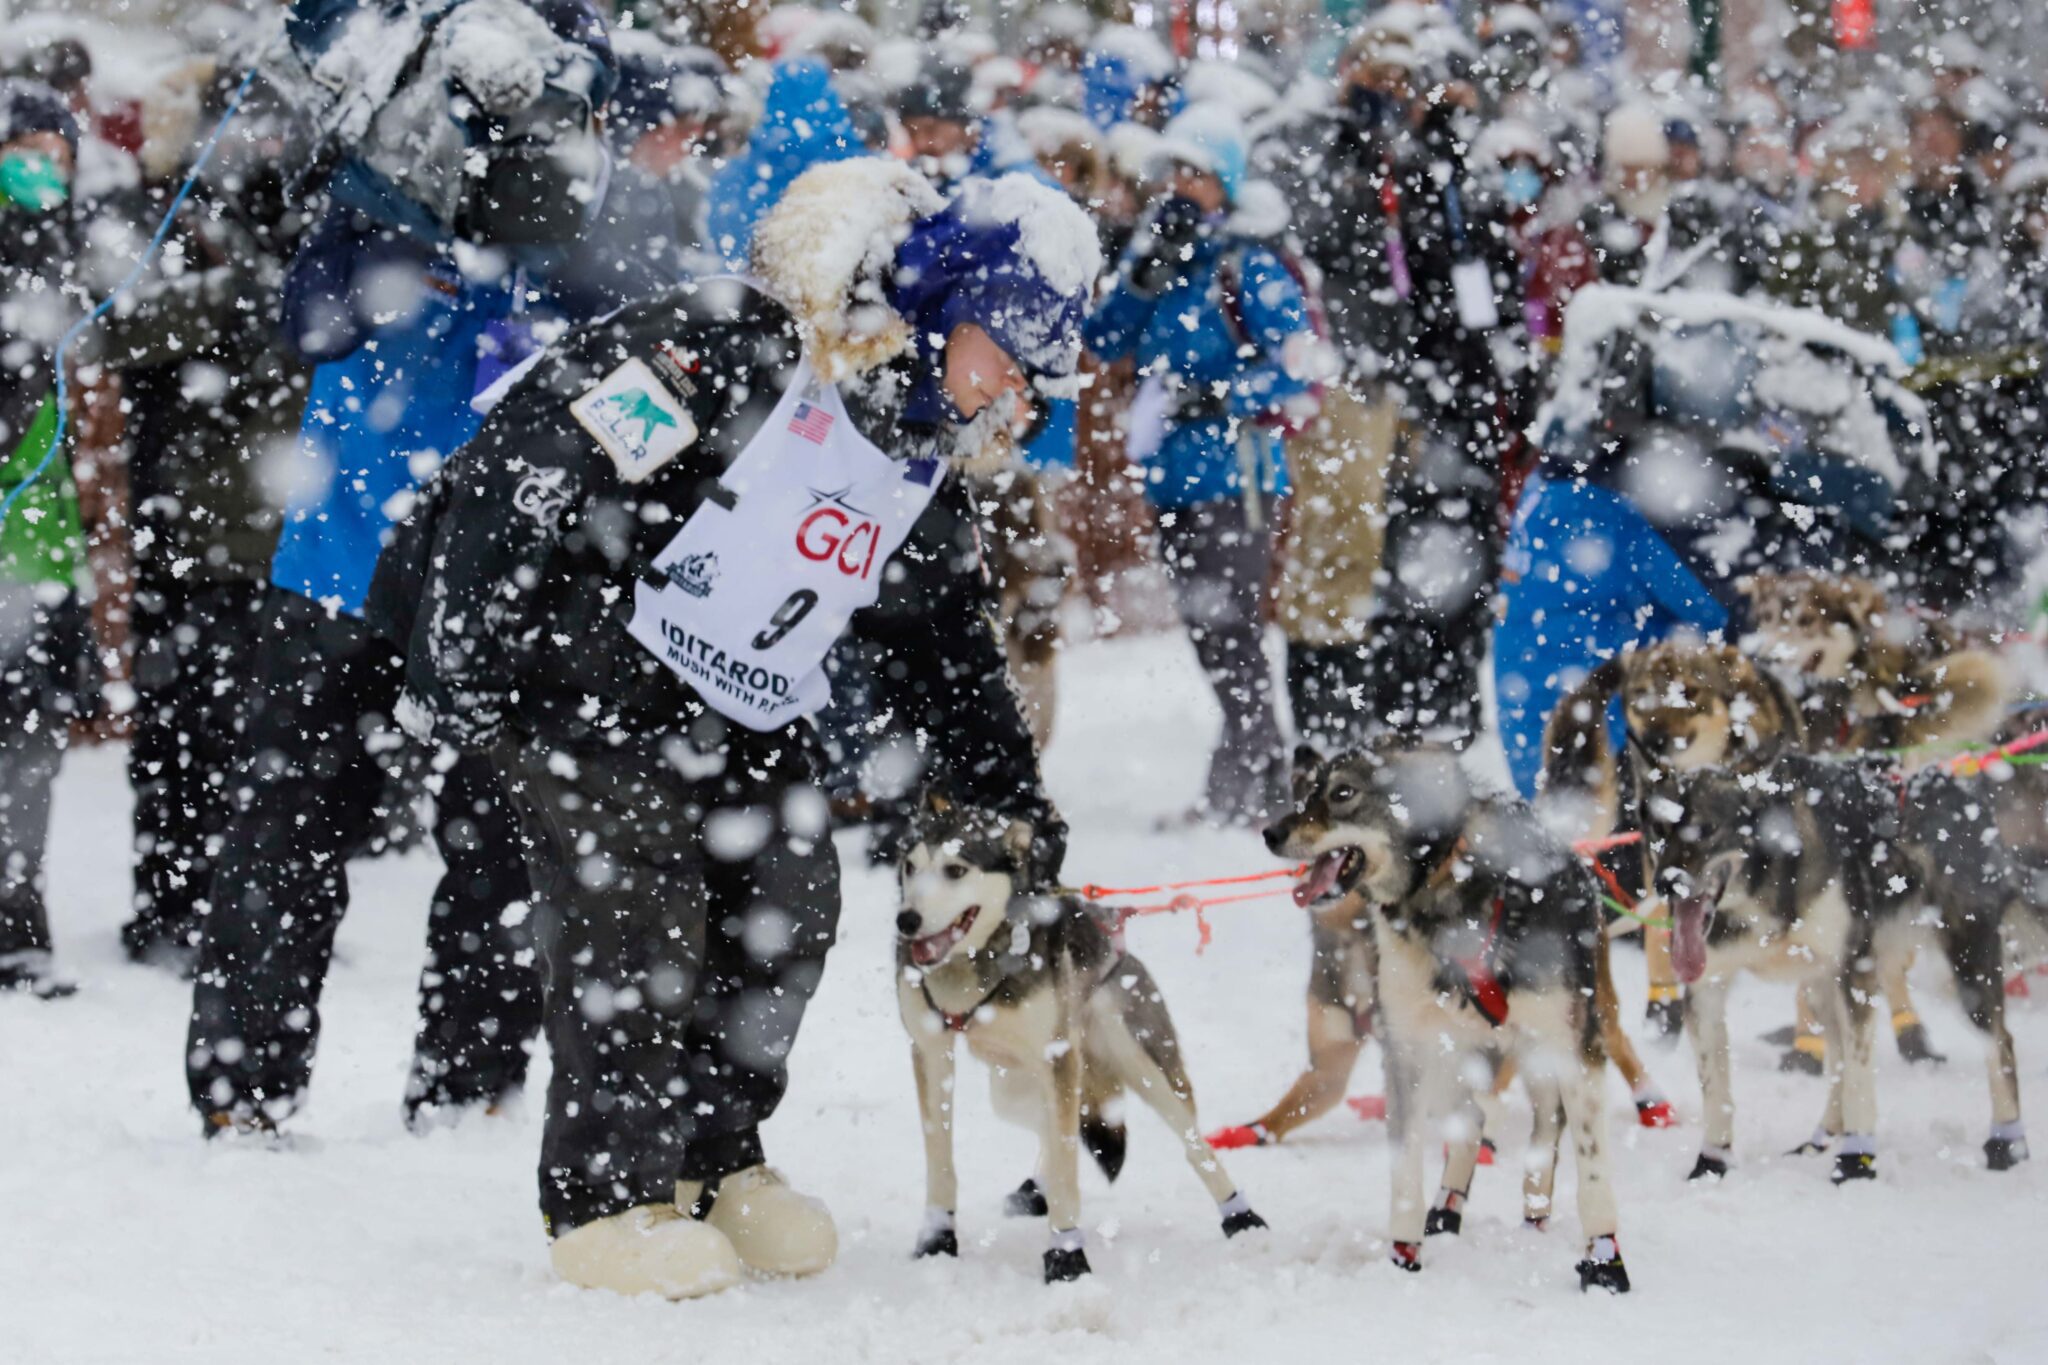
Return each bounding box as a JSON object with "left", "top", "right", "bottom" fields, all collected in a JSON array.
[
  {"left": 1596, "top": 935, "right": 1672, "bottom": 1126},
  {"left": 1952, "top": 918, "right": 2029, "bottom": 1170},
  {"left": 1429, "top": 1086, "right": 1486, "bottom": 1238},
  {"left": 1563, "top": 1055, "right": 1629, "bottom": 1293},
  {"left": 1824, "top": 972, "right": 1879, "bottom": 1184},
  {"left": 1687, "top": 978, "right": 1735, "bottom": 1178},
  {"left": 1521, "top": 1072, "right": 1564, "bottom": 1230},
  {"left": 1384, "top": 1040, "right": 1434, "bottom": 1268},
  {"left": 1796, "top": 978, "right": 1845, "bottom": 1154},
  {"left": 910, "top": 1038, "right": 960, "bottom": 1257},
  {"left": 1883, "top": 948, "right": 1945, "bottom": 1065},
  {"left": 1644, "top": 923, "right": 1685, "bottom": 1040},
  {"left": 1040, "top": 1045, "right": 1090, "bottom": 1282},
  {"left": 1241, "top": 1002, "right": 1366, "bottom": 1143}
]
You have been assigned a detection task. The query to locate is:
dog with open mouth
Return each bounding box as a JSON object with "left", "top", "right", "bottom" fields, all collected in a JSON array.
[
  {"left": 1641, "top": 752, "right": 2030, "bottom": 1183},
  {"left": 894, "top": 795, "right": 1266, "bottom": 1283},
  {"left": 1265, "top": 741, "right": 1631, "bottom": 1293},
  {"left": 1736, "top": 571, "right": 2008, "bottom": 757}
]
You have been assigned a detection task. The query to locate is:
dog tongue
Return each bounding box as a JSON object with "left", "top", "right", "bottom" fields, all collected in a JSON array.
[
  {"left": 1672, "top": 896, "right": 1711, "bottom": 984},
  {"left": 1294, "top": 852, "right": 1347, "bottom": 908}
]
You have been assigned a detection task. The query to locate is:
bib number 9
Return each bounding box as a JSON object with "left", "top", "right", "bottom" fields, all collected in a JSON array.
[{"left": 751, "top": 589, "right": 819, "bottom": 650}]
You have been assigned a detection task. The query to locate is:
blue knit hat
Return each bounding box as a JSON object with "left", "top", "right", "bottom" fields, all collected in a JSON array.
[
  {"left": 887, "top": 173, "right": 1101, "bottom": 422},
  {"left": 1152, "top": 102, "right": 1247, "bottom": 202},
  {"left": 0, "top": 79, "right": 80, "bottom": 155}
]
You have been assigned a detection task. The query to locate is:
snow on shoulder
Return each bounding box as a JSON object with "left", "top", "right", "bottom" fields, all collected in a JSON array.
[
  {"left": 1536, "top": 284, "right": 1936, "bottom": 486},
  {"left": 953, "top": 173, "right": 1102, "bottom": 302}
]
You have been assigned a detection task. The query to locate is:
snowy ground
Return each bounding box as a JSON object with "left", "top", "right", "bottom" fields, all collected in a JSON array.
[{"left": 6, "top": 631, "right": 2048, "bottom": 1364}]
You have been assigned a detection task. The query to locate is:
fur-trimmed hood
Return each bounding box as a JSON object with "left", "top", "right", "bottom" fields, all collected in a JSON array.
[{"left": 749, "top": 157, "right": 943, "bottom": 381}]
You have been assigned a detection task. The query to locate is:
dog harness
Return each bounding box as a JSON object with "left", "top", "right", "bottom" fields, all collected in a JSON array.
[
  {"left": 1450, "top": 896, "right": 1512, "bottom": 1027},
  {"left": 1425, "top": 841, "right": 1511, "bottom": 1027}
]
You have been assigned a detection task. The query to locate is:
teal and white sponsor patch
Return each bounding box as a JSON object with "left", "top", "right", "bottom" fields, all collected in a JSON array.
[{"left": 569, "top": 358, "right": 696, "bottom": 482}]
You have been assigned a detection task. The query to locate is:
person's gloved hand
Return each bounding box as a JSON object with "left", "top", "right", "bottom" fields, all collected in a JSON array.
[
  {"left": 396, "top": 686, "right": 509, "bottom": 753},
  {"left": 1168, "top": 376, "right": 1229, "bottom": 424},
  {"left": 1129, "top": 195, "right": 1209, "bottom": 299}
]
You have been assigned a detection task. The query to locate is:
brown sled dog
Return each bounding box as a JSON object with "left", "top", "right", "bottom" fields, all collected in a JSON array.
[
  {"left": 1222, "top": 749, "right": 1674, "bottom": 1150},
  {"left": 1737, "top": 571, "right": 2008, "bottom": 756},
  {"left": 1544, "top": 640, "right": 1946, "bottom": 1067}
]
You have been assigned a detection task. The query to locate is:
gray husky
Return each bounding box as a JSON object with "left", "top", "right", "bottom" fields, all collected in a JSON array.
[
  {"left": 1265, "top": 742, "right": 1630, "bottom": 1293},
  {"left": 1642, "top": 753, "right": 2029, "bottom": 1181},
  {"left": 894, "top": 798, "right": 1265, "bottom": 1283}
]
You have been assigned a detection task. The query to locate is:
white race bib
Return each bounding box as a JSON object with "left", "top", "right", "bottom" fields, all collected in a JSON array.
[{"left": 626, "top": 362, "right": 945, "bottom": 731}]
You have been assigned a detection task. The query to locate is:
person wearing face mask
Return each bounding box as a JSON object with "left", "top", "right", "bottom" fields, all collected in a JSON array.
[
  {"left": 1088, "top": 104, "right": 1315, "bottom": 825},
  {"left": 184, "top": 0, "right": 618, "bottom": 1138},
  {"left": 366, "top": 160, "right": 1086, "bottom": 1296},
  {"left": 0, "top": 80, "right": 95, "bottom": 998}
]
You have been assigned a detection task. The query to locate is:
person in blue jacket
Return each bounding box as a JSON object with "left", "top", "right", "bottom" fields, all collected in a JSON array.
[
  {"left": 1085, "top": 103, "right": 1312, "bottom": 826},
  {"left": 1493, "top": 472, "right": 1729, "bottom": 798},
  {"left": 703, "top": 57, "right": 864, "bottom": 268},
  {"left": 187, "top": 0, "right": 617, "bottom": 1137}
]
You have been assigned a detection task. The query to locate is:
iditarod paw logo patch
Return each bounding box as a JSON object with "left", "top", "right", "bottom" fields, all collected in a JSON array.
[{"left": 570, "top": 358, "right": 697, "bottom": 482}]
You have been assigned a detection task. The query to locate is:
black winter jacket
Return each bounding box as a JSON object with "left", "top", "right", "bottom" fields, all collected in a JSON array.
[{"left": 366, "top": 277, "right": 1057, "bottom": 831}]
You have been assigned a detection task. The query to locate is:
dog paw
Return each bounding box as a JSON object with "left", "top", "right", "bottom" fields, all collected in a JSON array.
[
  {"left": 1687, "top": 1152, "right": 1730, "bottom": 1181},
  {"left": 1985, "top": 1134, "right": 2030, "bottom": 1171},
  {"left": 1424, "top": 1206, "right": 1462, "bottom": 1237},
  {"left": 1004, "top": 1178, "right": 1048, "bottom": 1219},
  {"left": 1777, "top": 1046, "right": 1826, "bottom": 1076},
  {"left": 1205, "top": 1124, "right": 1269, "bottom": 1150},
  {"left": 1894, "top": 1024, "right": 1947, "bottom": 1067},
  {"left": 1577, "top": 1251, "right": 1631, "bottom": 1295},
  {"left": 1830, "top": 1152, "right": 1877, "bottom": 1184},
  {"left": 1788, "top": 1128, "right": 1832, "bottom": 1157},
  {"left": 1390, "top": 1241, "right": 1422, "bottom": 1272},
  {"left": 914, "top": 1228, "right": 959, "bottom": 1259},
  {"left": 1522, "top": 1215, "right": 1549, "bottom": 1233},
  {"left": 1634, "top": 1098, "right": 1676, "bottom": 1129},
  {"left": 1043, "top": 1247, "right": 1091, "bottom": 1283},
  {"left": 1221, "top": 1207, "right": 1268, "bottom": 1238}
]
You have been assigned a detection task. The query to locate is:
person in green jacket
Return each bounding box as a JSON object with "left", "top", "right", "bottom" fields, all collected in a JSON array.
[{"left": 0, "top": 80, "right": 97, "bottom": 997}]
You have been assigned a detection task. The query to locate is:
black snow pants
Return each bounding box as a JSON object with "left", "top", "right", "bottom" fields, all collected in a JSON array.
[
  {"left": 498, "top": 727, "right": 842, "bottom": 1236},
  {"left": 1155, "top": 495, "right": 1286, "bottom": 824},
  {"left": 124, "top": 576, "right": 265, "bottom": 960},
  {"left": 1357, "top": 408, "right": 1499, "bottom": 742},
  {"left": 186, "top": 589, "right": 541, "bottom": 1125},
  {"left": 0, "top": 584, "right": 88, "bottom": 971}
]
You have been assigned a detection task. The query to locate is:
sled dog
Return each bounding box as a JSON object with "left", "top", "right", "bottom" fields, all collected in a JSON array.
[
  {"left": 1265, "top": 741, "right": 1630, "bottom": 1292},
  {"left": 1737, "top": 571, "right": 2007, "bottom": 755},
  {"left": 1642, "top": 753, "right": 2029, "bottom": 1180},
  {"left": 895, "top": 798, "right": 1265, "bottom": 1283}
]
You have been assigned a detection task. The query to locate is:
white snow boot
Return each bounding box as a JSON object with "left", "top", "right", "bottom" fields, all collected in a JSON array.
[
  {"left": 678, "top": 1166, "right": 837, "bottom": 1277},
  {"left": 549, "top": 1205, "right": 743, "bottom": 1299}
]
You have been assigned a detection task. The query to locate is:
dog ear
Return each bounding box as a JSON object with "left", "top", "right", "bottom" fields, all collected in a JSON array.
[
  {"left": 1839, "top": 576, "right": 1885, "bottom": 632},
  {"left": 1002, "top": 820, "right": 1035, "bottom": 867},
  {"left": 925, "top": 790, "right": 953, "bottom": 816},
  {"left": 1292, "top": 742, "right": 1324, "bottom": 774}
]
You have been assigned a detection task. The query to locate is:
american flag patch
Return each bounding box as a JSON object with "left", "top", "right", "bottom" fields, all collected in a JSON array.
[{"left": 787, "top": 401, "right": 834, "bottom": 444}]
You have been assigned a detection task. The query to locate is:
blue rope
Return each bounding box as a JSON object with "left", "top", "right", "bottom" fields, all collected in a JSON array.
[{"left": 0, "top": 52, "right": 270, "bottom": 530}]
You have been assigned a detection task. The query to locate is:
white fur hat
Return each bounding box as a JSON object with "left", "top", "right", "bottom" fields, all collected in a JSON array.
[{"left": 1604, "top": 102, "right": 1670, "bottom": 170}]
